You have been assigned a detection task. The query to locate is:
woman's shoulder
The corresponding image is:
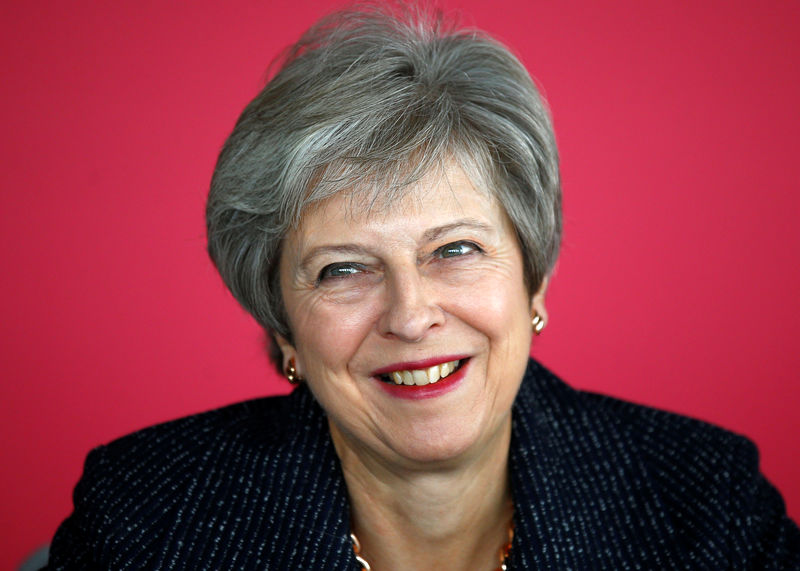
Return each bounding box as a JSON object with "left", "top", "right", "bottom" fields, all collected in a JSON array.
[
  {"left": 583, "top": 384, "right": 755, "bottom": 464},
  {"left": 518, "top": 358, "right": 766, "bottom": 501},
  {"left": 100, "top": 384, "right": 320, "bottom": 459},
  {"left": 520, "top": 357, "right": 753, "bottom": 463},
  {"left": 47, "top": 385, "right": 352, "bottom": 568},
  {"left": 72, "top": 384, "right": 330, "bottom": 514}
]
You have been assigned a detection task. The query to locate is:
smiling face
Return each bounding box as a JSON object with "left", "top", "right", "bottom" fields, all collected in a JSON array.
[{"left": 277, "top": 163, "right": 546, "bottom": 469}]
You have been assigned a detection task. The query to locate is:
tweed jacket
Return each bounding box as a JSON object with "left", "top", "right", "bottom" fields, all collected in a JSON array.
[{"left": 48, "top": 359, "right": 800, "bottom": 569}]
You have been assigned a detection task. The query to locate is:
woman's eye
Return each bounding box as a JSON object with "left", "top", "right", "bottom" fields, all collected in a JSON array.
[
  {"left": 435, "top": 241, "right": 482, "bottom": 258},
  {"left": 317, "top": 263, "right": 364, "bottom": 283}
]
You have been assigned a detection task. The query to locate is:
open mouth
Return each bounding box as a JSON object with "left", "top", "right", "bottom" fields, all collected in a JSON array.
[{"left": 376, "top": 359, "right": 467, "bottom": 387}]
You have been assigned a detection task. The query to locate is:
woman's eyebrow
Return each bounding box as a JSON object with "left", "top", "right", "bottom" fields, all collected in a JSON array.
[{"left": 422, "top": 219, "right": 494, "bottom": 243}]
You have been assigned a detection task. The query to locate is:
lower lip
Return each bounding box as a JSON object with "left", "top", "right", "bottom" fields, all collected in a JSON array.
[{"left": 375, "top": 360, "right": 469, "bottom": 400}]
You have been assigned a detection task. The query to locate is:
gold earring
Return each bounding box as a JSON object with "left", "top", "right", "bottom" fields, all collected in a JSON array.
[
  {"left": 532, "top": 312, "right": 545, "bottom": 335},
  {"left": 285, "top": 358, "right": 303, "bottom": 384}
]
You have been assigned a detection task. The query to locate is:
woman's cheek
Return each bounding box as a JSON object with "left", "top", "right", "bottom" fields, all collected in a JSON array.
[
  {"left": 313, "top": 271, "right": 384, "bottom": 305},
  {"left": 445, "top": 264, "right": 524, "bottom": 309},
  {"left": 301, "top": 295, "right": 381, "bottom": 363}
]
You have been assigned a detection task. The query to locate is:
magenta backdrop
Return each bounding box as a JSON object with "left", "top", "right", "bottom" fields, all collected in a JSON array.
[{"left": 2, "top": 0, "right": 799, "bottom": 567}]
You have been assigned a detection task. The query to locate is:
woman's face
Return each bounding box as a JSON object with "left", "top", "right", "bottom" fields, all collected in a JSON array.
[{"left": 277, "top": 164, "right": 546, "bottom": 468}]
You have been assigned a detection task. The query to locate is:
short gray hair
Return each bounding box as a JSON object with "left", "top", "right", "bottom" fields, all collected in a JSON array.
[{"left": 207, "top": 3, "right": 562, "bottom": 345}]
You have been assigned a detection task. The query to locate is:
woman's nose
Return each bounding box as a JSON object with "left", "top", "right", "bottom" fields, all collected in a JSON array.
[{"left": 378, "top": 268, "right": 445, "bottom": 342}]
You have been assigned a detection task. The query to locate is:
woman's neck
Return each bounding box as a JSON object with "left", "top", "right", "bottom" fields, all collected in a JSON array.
[{"left": 330, "top": 416, "right": 513, "bottom": 571}]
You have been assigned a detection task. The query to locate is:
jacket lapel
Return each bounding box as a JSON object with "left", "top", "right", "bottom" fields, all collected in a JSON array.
[
  {"left": 253, "top": 385, "right": 358, "bottom": 569},
  {"left": 508, "top": 360, "right": 688, "bottom": 569}
]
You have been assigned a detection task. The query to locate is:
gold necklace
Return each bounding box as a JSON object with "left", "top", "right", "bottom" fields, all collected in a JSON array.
[{"left": 350, "top": 520, "right": 515, "bottom": 571}]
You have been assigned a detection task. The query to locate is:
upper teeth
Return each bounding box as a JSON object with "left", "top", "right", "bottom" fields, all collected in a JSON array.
[{"left": 389, "top": 360, "right": 459, "bottom": 386}]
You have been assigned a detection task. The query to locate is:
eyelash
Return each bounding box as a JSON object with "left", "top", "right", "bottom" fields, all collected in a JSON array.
[
  {"left": 433, "top": 240, "right": 483, "bottom": 259},
  {"left": 316, "top": 262, "right": 366, "bottom": 284},
  {"left": 315, "top": 241, "right": 484, "bottom": 284}
]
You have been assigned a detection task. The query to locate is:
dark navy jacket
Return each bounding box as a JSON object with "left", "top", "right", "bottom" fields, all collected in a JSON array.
[{"left": 48, "top": 359, "right": 800, "bottom": 569}]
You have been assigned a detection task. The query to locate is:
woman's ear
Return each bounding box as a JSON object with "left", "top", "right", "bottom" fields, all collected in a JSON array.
[
  {"left": 531, "top": 276, "right": 549, "bottom": 333},
  {"left": 275, "top": 333, "right": 305, "bottom": 384},
  {"left": 274, "top": 333, "right": 298, "bottom": 373}
]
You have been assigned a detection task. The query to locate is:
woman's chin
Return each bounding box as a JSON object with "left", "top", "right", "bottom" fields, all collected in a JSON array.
[
  {"left": 360, "top": 376, "right": 513, "bottom": 466},
  {"left": 380, "top": 415, "right": 497, "bottom": 467}
]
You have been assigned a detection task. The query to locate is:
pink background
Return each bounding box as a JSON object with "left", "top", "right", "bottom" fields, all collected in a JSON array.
[{"left": 2, "top": 1, "right": 798, "bottom": 567}]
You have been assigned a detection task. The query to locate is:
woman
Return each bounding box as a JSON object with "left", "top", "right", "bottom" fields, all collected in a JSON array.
[{"left": 47, "top": 5, "right": 799, "bottom": 569}]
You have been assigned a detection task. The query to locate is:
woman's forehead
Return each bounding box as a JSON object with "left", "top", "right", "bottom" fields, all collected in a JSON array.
[
  {"left": 303, "top": 160, "right": 493, "bottom": 223},
  {"left": 305, "top": 166, "right": 488, "bottom": 225},
  {"left": 298, "top": 148, "right": 494, "bottom": 214}
]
